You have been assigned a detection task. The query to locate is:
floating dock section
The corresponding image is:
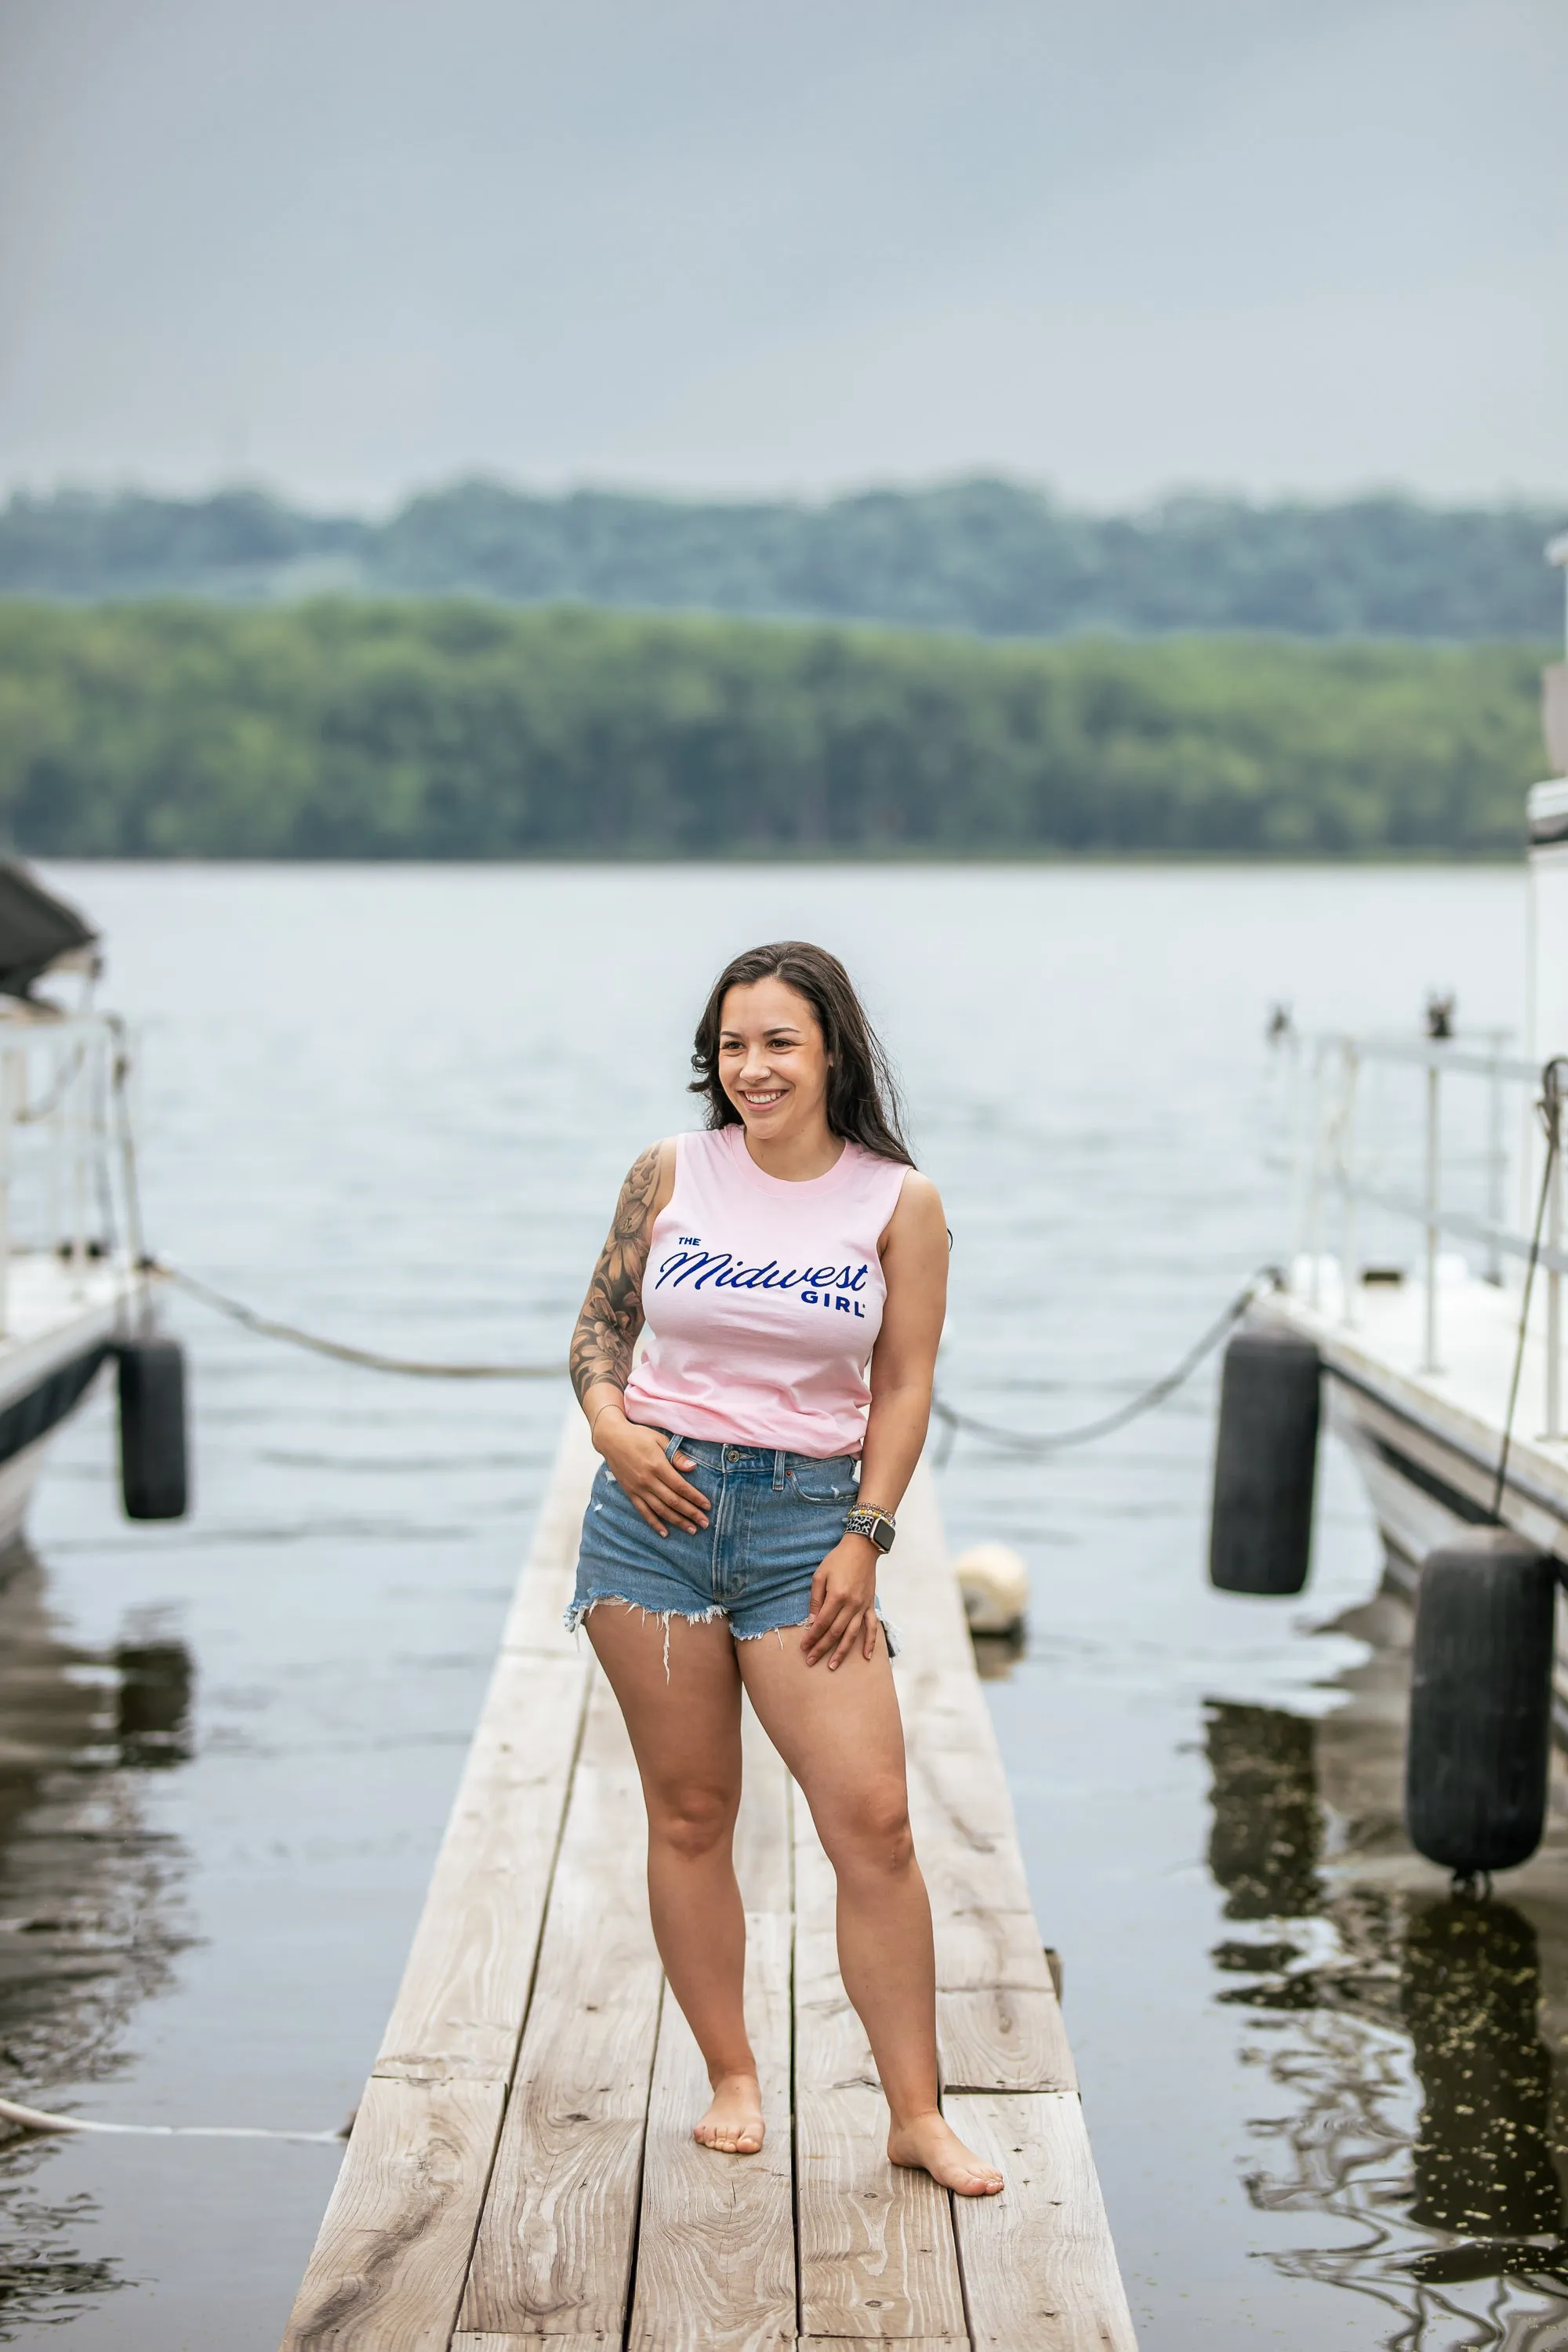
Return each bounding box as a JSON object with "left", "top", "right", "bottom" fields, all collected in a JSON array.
[{"left": 281, "top": 1416, "right": 1137, "bottom": 2350}]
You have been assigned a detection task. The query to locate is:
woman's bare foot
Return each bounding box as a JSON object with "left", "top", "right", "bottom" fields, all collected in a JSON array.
[
  {"left": 694, "top": 2071, "right": 765, "bottom": 2154},
  {"left": 887, "top": 2111, "right": 1004, "bottom": 2195}
]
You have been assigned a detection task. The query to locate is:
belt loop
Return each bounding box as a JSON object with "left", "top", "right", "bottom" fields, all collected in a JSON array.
[
  {"left": 665, "top": 1432, "right": 684, "bottom": 1462},
  {"left": 773, "top": 1450, "right": 786, "bottom": 1491}
]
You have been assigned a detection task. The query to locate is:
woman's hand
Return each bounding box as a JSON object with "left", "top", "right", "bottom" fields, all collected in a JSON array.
[
  {"left": 802, "top": 1534, "right": 881, "bottom": 1668},
  {"left": 594, "top": 1411, "right": 710, "bottom": 1537}
]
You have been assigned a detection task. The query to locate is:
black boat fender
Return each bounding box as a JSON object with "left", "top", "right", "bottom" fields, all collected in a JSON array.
[
  {"left": 1405, "top": 1528, "right": 1556, "bottom": 1878},
  {"left": 1207, "top": 1326, "right": 1321, "bottom": 1595},
  {"left": 116, "top": 1334, "right": 189, "bottom": 1521}
]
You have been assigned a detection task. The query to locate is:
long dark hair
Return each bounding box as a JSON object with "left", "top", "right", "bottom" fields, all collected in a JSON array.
[{"left": 689, "top": 941, "right": 913, "bottom": 1166}]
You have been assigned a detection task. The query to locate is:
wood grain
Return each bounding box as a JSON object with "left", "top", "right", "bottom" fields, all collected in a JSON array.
[
  {"left": 375, "top": 1650, "right": 590, "bottom": 2085},
  {"left": 793, "top": 1782, "right": 967, "bottom": 2343},
  {"left": 947, "top": 2092, "right": 1139, "bottom": 2350},
  {"left": 452, "top": 2338, "right": 609, "bottom": 2350},
  {"left": 795, "top": 2085, "right": 965, "bottom": 2342},
  {"left": 937, "top": 1984, "right": 1076, "bottom": 2095},
  {"left": 628, "top": 1911, "right": 795, "bottom": 2352},
  {"left": 459, "top": 1673, "right": 664, "bottom": 2339},
  {"left": 286, "top": 1428, "right": 1136, "bottom": 2352},
  {"left": 278, "top": 2074, "right": 504, "bottom": 2352},
  {"left": 452, "top": 2339, "right": 609, "bottom": 2350}
]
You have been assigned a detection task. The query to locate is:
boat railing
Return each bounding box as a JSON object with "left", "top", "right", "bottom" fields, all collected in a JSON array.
[
  {"left": 0, "top": 1008, "right": 141, "bottom": 1341},
  {"left": 1280, "top": 1029, "right": 1566, "bottom": 1440}
]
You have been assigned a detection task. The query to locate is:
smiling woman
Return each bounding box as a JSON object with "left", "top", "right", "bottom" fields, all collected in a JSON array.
[{"left": 563, "top": 939, "right": 1001, "bottom": 2193}]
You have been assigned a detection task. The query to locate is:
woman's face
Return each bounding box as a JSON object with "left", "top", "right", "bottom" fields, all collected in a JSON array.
[{"left": 717, "top": 978, "right": 831, "bottom": 1142}]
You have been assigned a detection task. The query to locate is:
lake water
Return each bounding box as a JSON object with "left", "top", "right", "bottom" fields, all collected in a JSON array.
[{"left": 3, "top": 859, "right": 1563, "bottom": 2351}]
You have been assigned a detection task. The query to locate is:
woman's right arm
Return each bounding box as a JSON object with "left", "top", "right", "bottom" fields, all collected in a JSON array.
[{"left": 569, "top": 1140, "right": 710, "bottom": 1537}]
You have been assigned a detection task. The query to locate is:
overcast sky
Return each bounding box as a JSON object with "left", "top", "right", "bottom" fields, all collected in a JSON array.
[{"left": 1, "top": 0, "right": 1563, "bottom": 512}]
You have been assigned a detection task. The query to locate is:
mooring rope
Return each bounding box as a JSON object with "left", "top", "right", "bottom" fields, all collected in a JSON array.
[
  {"left": 158, "top": 1258, "right": 1277, "bottom": 1431},
  {"left": 0, "top": 2092, "right": 345, "bottom": 2144},
  {"left": 931, "top": 1269, "right": 1279, "bottom": 1463},
  {"left": 154, "top": 1262, "right": 568, "bottom": 1381}
]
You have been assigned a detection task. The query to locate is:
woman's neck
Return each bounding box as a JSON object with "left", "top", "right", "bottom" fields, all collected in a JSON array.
[{"left": 739, "top": 1118, "right": 845, "bottom": 1184}]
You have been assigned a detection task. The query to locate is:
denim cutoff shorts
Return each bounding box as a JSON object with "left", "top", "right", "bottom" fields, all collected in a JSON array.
[{"left": 565, "top": 1433, "right": 898, "bottom": 1654}]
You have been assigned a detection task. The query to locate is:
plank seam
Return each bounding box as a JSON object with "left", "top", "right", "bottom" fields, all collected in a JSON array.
[
  {"left": 619, "top": 1957, "right": 668, "bottom": 2352},
  {"left": 434, "top": 1650, "right": 594, "bottom": 2349},
  {"left": 949, "top": 2176, "right": 978, "bottom": 2352},
  {"left": 940, "top": 2084, "right": 1081, "bottom": 2098},
  {"left": 503, "top": 1652, "right": 596, "bottom": 2079}
]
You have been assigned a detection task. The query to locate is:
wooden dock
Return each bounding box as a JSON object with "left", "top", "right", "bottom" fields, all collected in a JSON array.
[{"left": 280, "top": 1416, "right": 1138, "bottom": 2350}]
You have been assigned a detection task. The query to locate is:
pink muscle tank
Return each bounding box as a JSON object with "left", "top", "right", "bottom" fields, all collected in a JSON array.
[{"left": 621, "top": 1125, "right": 910, "bottom": 1457}]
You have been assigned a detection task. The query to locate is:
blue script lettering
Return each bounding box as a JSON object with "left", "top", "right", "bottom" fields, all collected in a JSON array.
[{"left": 652, "top": 1244, "right": 874, "bottom": 1299}]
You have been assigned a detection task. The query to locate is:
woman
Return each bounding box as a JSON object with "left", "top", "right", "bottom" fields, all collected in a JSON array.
[{"left": 567, "top": 940, "right": 1004, "bottom": 2197}]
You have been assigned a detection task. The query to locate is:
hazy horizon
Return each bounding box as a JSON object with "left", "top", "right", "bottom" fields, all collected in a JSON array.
[{"left": 8, "top": 469, "right": 1567, "bottom": 524}]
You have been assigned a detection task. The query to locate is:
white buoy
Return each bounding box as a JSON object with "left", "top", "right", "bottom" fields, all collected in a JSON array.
[{"left": 954, "top": 1542, "right": 1029, "bottom": 1637}]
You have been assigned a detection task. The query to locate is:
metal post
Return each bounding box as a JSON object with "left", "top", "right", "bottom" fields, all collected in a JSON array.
[
  {"left": 48, "top": 1044, "right": 64, "bottom": 1258},
  {"left": 1422, "top": 1060, "right": 1442, "bottom": 1372},
  {"left": 1548, "top": 1072, "right": 1563, "bottom": 1443},
  {"left": 1285, "top": 1030, "right": 1307, "bottom": 1271},
  {"left": 1306, "top": 1043, "right": 1326, "bottom": 1309},
  {"left": 1338, "top": 1044, "right": 1359, "bottom": 1327},
  {"left": 71, "top": 1038, "right": 88, "bottom": 1294},
  {"left": 1485, "top": 1053, "right": 1504, "bottom": 1286}
]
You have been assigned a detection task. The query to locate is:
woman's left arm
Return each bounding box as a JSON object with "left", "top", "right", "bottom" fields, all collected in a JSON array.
[{"left": 801, "top": 1171, "right": 949, "bottom": 1668}]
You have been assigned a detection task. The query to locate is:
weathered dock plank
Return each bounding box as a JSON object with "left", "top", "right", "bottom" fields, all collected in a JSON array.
[
  {"left": 628, "top": 1914, "right": 796, "bottom": 2352},
  {"left": 280, "top": 2074, "right": 505, "bottom": 2352},
  {"left": 627, "top": 1691, "right": 796, "bottom": 2352},
  {"left": 374, "top": 1650, "right": 590, "bottom": 2087},
  {"left": 458, "top": 1674, "right": 664, "bottom": 2341},
  {"left": 282, "top": 1427, "right": 1137, "bottom": 2352},
  {"left": 793, "top": 1791, "right": 969, "bottom": 2344},
  {"left": 947, "top": 2092, "right": 1139, "bottom": 2351},
  {"left": 452, "top": 2339, "right": 605, "bottom": 2350},
  {"left": 280, "top": 1421, "right": 593, "bottom": 2352}
]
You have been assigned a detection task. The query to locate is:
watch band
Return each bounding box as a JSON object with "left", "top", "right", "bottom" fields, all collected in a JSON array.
[{"left": 846, "top": 1505, "right": 897, "bottom": 1555}]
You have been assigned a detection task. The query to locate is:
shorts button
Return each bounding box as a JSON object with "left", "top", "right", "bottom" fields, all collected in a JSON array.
[{"left": 724, "top": 1446, "right": 739, "bottom": 1465}]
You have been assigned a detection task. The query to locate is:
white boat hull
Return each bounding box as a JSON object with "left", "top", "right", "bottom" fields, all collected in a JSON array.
[
  {"left": 1268, "top": 1265, "right": 1568, "bottom": 1730},
  {"left": 0, "top": 1255, "right": 141, "bottom": 1556}
]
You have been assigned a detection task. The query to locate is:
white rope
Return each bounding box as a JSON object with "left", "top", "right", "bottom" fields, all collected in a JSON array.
[{"left": 0, "top": 2092, "right": 346, "bottom": 2144}]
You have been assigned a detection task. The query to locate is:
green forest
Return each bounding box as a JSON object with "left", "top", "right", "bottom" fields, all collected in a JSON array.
[
  {"left": 2, "top": 477, "right": 1562, "bottom": 641},
  {"left": 0, "top": 599, "right": 1546, "bottom": 859}
]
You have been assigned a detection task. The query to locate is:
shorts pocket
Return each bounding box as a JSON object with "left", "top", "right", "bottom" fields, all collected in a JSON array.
[{"left": 789, "top": 1466, "right": 858, "bottom": 1506}]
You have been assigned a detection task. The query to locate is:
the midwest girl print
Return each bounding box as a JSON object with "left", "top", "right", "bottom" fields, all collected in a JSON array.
[{"left": 652, "top": 1246, "right": 870, "bottom": 1317}]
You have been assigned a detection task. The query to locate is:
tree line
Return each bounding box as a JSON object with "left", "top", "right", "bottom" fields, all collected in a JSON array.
[
  {"left": 0, "top": 599, "right": 1546, "bottom": 859},
  {"left": 2, "top": 477, "right": 1562, "bottom": 641}
]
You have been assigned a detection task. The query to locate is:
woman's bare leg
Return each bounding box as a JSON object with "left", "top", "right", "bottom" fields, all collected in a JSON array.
[
  {"left": 738, "top": 1632, "right": 1004, "bottom": 2195},
  {"left": 585, "top": 1604, "right": 764, "bottom": 2152}
]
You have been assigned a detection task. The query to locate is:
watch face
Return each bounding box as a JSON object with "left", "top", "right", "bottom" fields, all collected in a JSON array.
[{"left": 871, "top": 1518, "right": 895, "bottom": 1553}]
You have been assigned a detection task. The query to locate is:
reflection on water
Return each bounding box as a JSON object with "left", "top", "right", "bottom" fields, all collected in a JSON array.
[
  {"left": 1403, "top": 1903, "right": 1563, "bottom": 2248},
  {"left": 1207, "top": 1701, "right": 1323, "bottom": 1926},
  {"left": 0, "top": 1547, "right": 191, "bottom": 2333},
  {"left": 112, "top": 1646, "right": 193, "bottom": 1772},
  {"left": 1204, "top": 1693, "right": 1568, "bottom": 2345}
]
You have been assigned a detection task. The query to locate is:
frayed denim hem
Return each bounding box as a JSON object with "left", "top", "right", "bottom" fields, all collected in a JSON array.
[
  {"left": 564, "top": 1593, "right": 728, "bottom": 1677},
  {"left": 563, "top": 1593, "right": 902, "bottom": 1674}
]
